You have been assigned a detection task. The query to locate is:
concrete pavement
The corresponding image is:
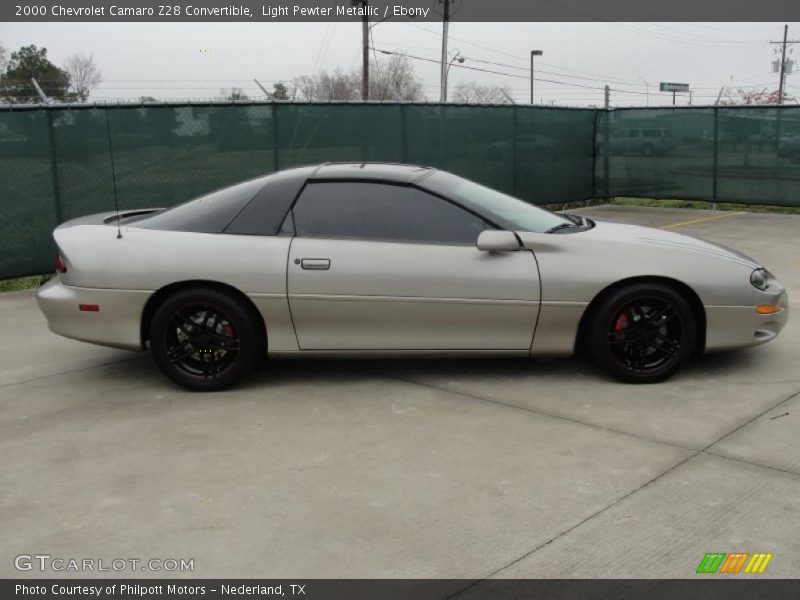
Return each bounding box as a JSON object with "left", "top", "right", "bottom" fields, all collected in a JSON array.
[{"left": 1, "top": 205, "right": 798, "bottom": 580}]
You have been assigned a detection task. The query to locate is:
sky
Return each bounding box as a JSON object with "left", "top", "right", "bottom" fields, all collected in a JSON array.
[{"left": 1, "top": 21, "right": 798, "bottom": 107}]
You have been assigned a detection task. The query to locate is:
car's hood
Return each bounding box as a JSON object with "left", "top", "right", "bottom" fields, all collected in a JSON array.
[{"left": 583, "top": 219, "right": 761, "bottom": 269}]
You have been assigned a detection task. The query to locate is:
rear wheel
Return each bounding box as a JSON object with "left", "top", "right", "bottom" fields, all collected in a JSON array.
[
  {"left": 149, "top": 288, "right": 263, "bottom": 391},
  {"left": 588, "top": 283, "right": 696, "bottom": 383}
]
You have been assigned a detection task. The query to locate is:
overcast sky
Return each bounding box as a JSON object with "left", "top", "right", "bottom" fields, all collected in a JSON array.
[{"left": 2, "top": 21, "right": 798, "bottom": 106}]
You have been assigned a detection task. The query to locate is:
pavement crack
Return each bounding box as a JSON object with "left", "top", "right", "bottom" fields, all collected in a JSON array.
[
  {"left": 381, "top": 371, "right": 695, "bottom": 452},
  {"left": 701, "top": 387, "right": 800, "bottom": 452},
  {"left": 412, "top": 380, "right": 800, "bottom": 597},
  {"left": 701, "top": 451, "right": 800, "bottom": 478},
  {"left": 0, "top": 355, "right": 142, "bottom": 391},
  {"left": 445, "top": 452, "right": 698, "bottom": 599}
]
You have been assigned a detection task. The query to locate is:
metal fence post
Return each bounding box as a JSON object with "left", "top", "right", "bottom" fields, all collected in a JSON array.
[
  {"left": 591, "top": 108, "right": 599, "bottom": 200},
  {"left": 602, "top": 109, "right": 611, "bottom": 199},
  {"left": 712, "top": 107, "right": 719, "bottom": 209},
  {"left": 512, "top": 105, "right": 519, "bottom": 197},
  {"left": 400, "top": 103, "right": 408, "bottom": 163},
  {"left": 45, "top": 109, "right": 63, "bottom": 224},
  {"left": 271, "top": 102, "right": 280, "bottom": 172}
]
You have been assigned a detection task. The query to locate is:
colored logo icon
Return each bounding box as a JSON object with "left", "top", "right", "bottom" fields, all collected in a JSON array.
[{"left": 696, "top": 553, "right": 773, "bottom": 574}]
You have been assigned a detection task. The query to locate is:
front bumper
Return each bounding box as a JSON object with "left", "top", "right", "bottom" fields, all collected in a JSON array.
[
  {"left": 36, "top": 278, "right": 152, "bottom": 351},
  {"left": 704, "top": 290, "right": 789, "bottom": 351}
]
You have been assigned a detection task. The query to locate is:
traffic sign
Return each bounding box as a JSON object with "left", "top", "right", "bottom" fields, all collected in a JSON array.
[{"left": 660, "top": 82, "right": 690, "bottom": 93}]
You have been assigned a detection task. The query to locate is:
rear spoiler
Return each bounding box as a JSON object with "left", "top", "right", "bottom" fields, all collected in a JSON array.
[{"left": 102, "top": 208, "right": 163, "bottom": 225}]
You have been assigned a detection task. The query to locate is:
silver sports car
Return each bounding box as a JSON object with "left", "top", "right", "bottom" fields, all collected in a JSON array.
[{"left": 37, "top": 163, "right": 788, "bottom": 390}]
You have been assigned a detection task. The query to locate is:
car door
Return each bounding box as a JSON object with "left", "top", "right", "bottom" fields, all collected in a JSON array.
[{"left": 285, "top": 181, "right": 541, "bottom": 351}]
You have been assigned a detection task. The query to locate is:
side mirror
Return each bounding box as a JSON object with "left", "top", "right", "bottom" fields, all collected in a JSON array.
[{"left": 477, "top": 230, "right": 520, "bottom": 252}]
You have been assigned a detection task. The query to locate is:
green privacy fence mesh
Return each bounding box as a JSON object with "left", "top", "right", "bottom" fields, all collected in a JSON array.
[
  {"left": 0, "top": 102, "right": 799, "bottom": 279},
  {"left": 595, "top": 106, "right": 800, "bottom": 205}
]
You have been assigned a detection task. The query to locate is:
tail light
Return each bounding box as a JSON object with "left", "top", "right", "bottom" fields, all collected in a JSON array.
[{"left": 55, "top": 252, "right": 67, "bottom": 273}]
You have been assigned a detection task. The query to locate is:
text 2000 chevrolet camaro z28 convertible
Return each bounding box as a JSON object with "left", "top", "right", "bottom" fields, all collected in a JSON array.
[{"left": 37, "top": 163, "right": 788, "bottom": 390}]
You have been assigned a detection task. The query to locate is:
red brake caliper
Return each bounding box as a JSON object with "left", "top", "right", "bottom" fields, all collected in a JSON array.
[
  {"left": 222, "top": 324, "right": 234, "bottom": 348},
  {"left": 614, "top": 313, "right": 628, "bottom": 333}
]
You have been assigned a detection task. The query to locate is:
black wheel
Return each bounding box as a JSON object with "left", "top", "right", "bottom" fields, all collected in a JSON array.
[
  {"left": 149, "top": 288, "right": 264, "bottom": 391},
  {"left": 588, "top": 283, "right": 696, "bottom": 383}
]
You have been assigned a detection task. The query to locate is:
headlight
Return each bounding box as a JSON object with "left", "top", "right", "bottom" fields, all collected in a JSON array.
[{"left": 750, "top": 268, "right": 769, "bottom": 290}]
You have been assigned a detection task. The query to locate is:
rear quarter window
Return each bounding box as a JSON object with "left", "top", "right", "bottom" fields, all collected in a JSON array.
[{"left": 132, "top": 177, "right": 268, "bottom": 233}]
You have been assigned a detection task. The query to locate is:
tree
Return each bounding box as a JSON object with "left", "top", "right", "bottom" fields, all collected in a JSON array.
[
  {"left": 64, "top": 52, "right": 102, "bottom": 102},
  {"left": 292, "top": 68, "right": 360, "bottom": 101},
  {"left": 272, "top": 82, "right": 289, "bottom": 100},
  {"left": 369, "top": 52, "right": 425, "bottom": 101},
  {"left": 0, "top": 43, "right": 7, "bottom": 72},
  {"left": 717, "top": 87, "right": 794, "bottom": 106},
  {"left": 219, "top": 87, "right": 249, "bottom": 101},
  {"left": 452, "top": 81, "right": 513, "bottom": 104},
  {"left": 292, "top": 55, "right": 424, "bottom": 102},
  {"left": 293, "top": 70, "right": 352, "bottom": 101},
  {"left": 1, "top": 45, "right": 71, "bottom": 103}
]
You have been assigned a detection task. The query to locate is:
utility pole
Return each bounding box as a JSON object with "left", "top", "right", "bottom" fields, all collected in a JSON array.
[
  {"left": 604, "top": 85, "right": 610, "bottom": 109},
  {"left": 530, "top": 50, "right": 543, "bottom": 105},
  {"left": 361, "top": 1, "right": 369, "bottom": 101},
  {"left": 440, "top": 0, "right": 451, "bottom": 102},
  {"left": 778, "top": 24, "right": 788, "bottom": 104},
  {"left": 770, "top": 25, "right": 799, "bottom": 104}
]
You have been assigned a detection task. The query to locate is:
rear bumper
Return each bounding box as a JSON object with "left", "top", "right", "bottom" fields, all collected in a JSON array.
[
  {"left": 704, "top": 291, "right": 789, "bottom": 351},
  {"left": 36, "top": 278, "right": 152, "bottom": 351}
]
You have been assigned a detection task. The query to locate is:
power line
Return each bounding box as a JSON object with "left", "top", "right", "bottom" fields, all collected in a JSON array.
[{"left": 371, "top": 47, "right": 650, "bottom": 97}]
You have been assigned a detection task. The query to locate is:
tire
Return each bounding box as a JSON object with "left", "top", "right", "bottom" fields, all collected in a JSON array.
[
  {"left": 587, "top": 283, "right": 697, "bottom": 384},
  {"left": 149, "top": 288, "right": 264, "bottom": 391}
]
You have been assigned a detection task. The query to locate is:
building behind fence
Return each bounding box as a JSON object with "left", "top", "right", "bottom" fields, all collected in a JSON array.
[{"left": 1, "top": 101, "right": 799, "bottom": 279}]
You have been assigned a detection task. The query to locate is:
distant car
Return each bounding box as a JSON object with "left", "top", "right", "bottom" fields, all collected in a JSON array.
[
  {"left": 778, "top": 136, "right": 800, "bottom": 163},
  {"left": 37, "top": 163, "right": 788, "bottom": 390},
  {"left": 605, "top": 127, "right": 677, "bottom": 156},
  {"left": 487, "top": 134, "right": 558, "bottom": 160}
]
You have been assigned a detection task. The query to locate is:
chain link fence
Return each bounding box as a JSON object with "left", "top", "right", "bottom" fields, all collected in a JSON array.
[
  {"left": 595, "top": 106, "right": 800, "bottom": 204},
  {"left": 1, "top": 101, "right": 799, "bottom": 279}
]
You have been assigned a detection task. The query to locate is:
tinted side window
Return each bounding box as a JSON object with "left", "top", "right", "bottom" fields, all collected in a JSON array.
[
  {"left": 292, "top": 182, "right": 486, "bottom": 244},
  {"left": 224, "top": 169, "right": 308, "bottom": 236},
  {"left": 132, "top": 177, "right": 266, "bottom": 233}
]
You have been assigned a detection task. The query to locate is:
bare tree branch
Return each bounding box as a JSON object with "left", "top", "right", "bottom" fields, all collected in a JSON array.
[
  {"left": 452, "top": 81, "right": 513, "bottom": 105},
  {"left": 64, "top": 52, "right": 102, "bottom": 102},
  {"left": 291, "top": 54, "right": 424, "bottom": 102},
  {"left": 369, "top": 52, "right": 425, "bottom": 101},
  {"left": 219, "top": 87, "right": 249, "bottom": 101}
]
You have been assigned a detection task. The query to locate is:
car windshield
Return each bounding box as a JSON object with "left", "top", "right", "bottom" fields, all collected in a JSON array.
[{"left": 423, "top": 171, "right": 571, "bottom": 233}]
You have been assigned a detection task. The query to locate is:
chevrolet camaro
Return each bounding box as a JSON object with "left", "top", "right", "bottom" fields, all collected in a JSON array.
[{"left": 37, "top": 163, "right": 788, "bottom": 390}]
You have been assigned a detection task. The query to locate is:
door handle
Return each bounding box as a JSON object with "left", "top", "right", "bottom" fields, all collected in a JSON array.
[{"left": 300, "top": 258, "right": 331, "bottom": 270}]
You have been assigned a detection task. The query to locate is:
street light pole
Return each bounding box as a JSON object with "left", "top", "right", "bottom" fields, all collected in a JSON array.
[
  {"left": 443, "top": 50, "right": 464, "bottom": 102},
  {"left": 530, "top": 50, "right": 543, "bottom": 105}
]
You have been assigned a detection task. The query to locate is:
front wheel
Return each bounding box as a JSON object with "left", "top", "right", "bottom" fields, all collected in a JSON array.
[
  {"left": 149, "top": 288, "right": 264, "bottom": 391},
  {"left": 588, "top": 283, "right": 697, "bottom": 383}
]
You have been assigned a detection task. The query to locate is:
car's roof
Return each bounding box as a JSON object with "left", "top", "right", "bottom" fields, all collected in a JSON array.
[{"left": 310, "top": 162, "right": 435, "bottom": 184}]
